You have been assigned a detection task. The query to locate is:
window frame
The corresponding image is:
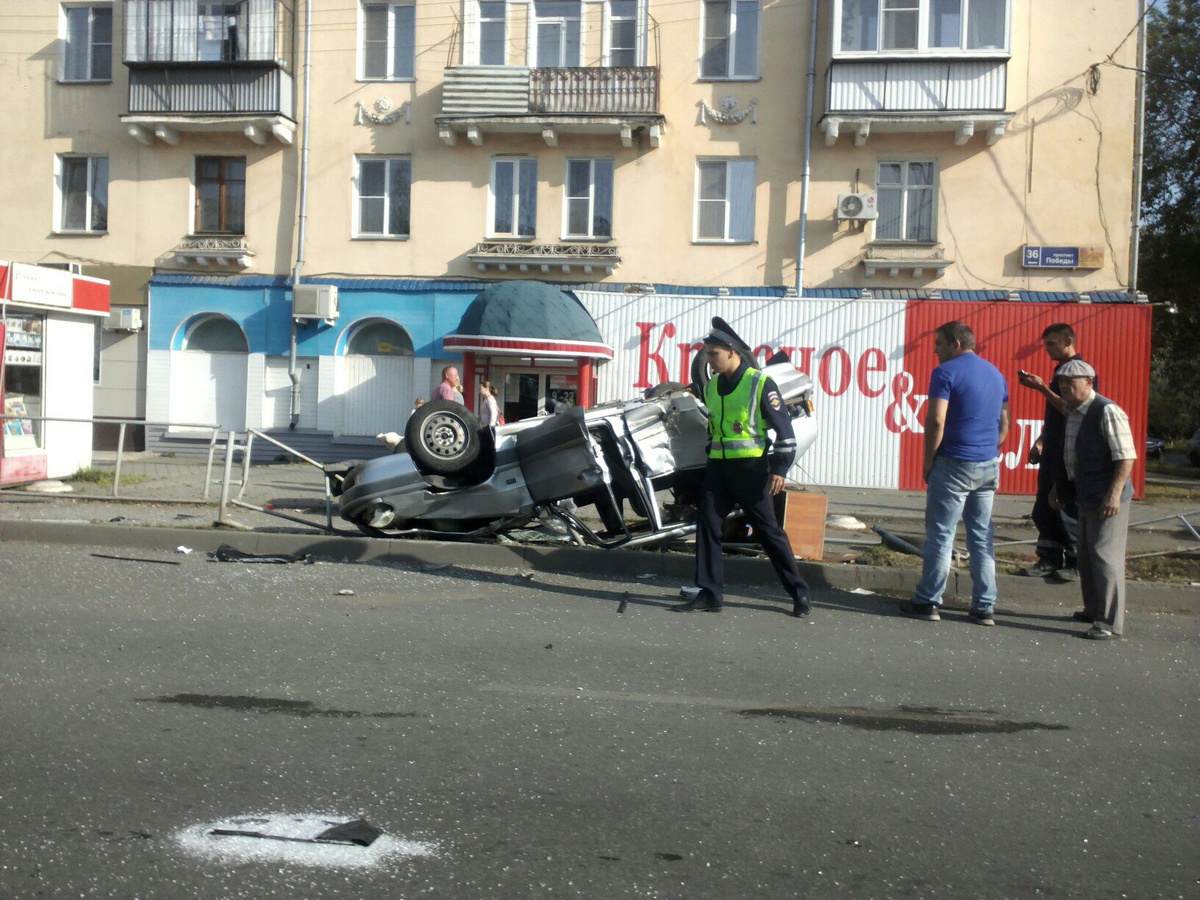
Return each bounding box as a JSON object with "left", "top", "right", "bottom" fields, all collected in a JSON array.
[
  {"left": 699, "top": 0, "right": 761, "bottom": 81},
  {"left": 193, "top": 155, "right": 247, "bottom": 236},
  {"left": 479, "top": 0, "right": 508, "bottom": 65},
  {"left": 833, "top": 0, "right": 1011, "bottom": 58},
  {"left": 354, "top": 155, "right": 412, "bottom": 240},
  {"left": 55, "top": 154, "right": 109, "bottom": 234},
  {"left": 562, "top": 158, "right": 614, "bottom": 241},
  {"left": 60, "top": 3, "right": 113, "bottom": 83},
  {"left": 488, "top": 157, "right": 538, "bottom": 239},
  {"left": 873, "top": 158, "right": 939, "bottom": 243},
  {"left": 693, "top": 158, "right": 756, "bottom": 244},
  {"left": 531, "top": 0, "right": 583, "bottom": 68},
  {"left": 360, "top": 0, "right": 417, "bottom": 81},
  {"left": 605, "top": 0, "right": 639, "bottom": 67}
]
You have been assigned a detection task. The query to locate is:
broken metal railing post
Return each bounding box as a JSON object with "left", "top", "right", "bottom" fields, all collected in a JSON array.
[
  {"left": 225, "top": 428, "right": 337, "bottom": 533},
  {"left": 236, "top": 431, "right": 255, "bottom": 502},
  {"left": 203, "top": 427, "right": 220, "bottom": 502},
  {"left": 217, "top": 430, "right": 237, "bottom": 525},
  {"left": 112, "top": 421, "right": 127, "bottom": 497}
]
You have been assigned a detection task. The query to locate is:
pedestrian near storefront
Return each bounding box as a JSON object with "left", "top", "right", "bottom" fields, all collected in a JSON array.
[
  {"left": 478, "top": 380, "right": 501, "bottom": 427},
  {"left": 900, "top": 322, "right": 1010, "bottom": 626},
  {"left": 672, "top": 322, "right": 811, "bottom": 618},
  {"left": 1017, "top": 323, "right": 1091, "bottom": 583},
  {"left": 433, "top": 366, "right": 461, "bottom": 402},
  {"left": 1050, "top": 360, "right": 1136, "bottom": 640}
]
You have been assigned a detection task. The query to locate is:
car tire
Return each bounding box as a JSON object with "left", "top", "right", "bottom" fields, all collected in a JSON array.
[
  {"left": 690, "top": 352, "right": 713, "bottom": 396},
  {"left": 404, "top": 399, "right": 482, "bottom": 475},
  {"left": 645, "top": 381, "right": 689, "bottom": 400}
]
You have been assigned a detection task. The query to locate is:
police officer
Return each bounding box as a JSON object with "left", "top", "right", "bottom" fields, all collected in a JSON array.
[{"left": 672, "top": 325, "right": 812, "bottom": 617}]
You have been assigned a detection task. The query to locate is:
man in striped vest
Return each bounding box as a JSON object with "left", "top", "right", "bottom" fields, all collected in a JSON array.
[{"left": 672, "top": 325, "right": 811, "bottom": 618}]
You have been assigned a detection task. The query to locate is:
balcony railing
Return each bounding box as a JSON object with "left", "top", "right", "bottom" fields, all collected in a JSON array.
[
  {"left": 469, "top": 241, "right": 621, "bottom": 276},
  {"left": 529, "top": 67, "right": 659, "bottom": 115},
  {"left": 127, "top": 66, "right": 293, "bottom": 117},
  {"left": 442, "top": 66, "right": 659, "bottom": 117},
  {"left": 827, "top": 58, "right": 1007, "bottom": 113}
]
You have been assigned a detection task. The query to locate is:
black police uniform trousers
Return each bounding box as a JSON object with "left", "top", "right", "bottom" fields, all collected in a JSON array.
[{"left": 695, "top": 455, "right": 809, "bottom": 605}]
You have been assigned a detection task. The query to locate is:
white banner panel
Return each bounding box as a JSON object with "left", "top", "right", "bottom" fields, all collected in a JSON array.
[{"left": 575, "top": 293, "right": 909, "bottom": 489}]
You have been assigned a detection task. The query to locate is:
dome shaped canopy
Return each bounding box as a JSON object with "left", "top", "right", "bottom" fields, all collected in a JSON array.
[{"left": 444, "top": 281, "right": 613, "bottom": 360}]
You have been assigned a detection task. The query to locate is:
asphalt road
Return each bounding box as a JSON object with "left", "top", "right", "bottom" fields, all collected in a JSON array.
[{"left": 0, "top": 541, "right": 1196, "bottom": 899}]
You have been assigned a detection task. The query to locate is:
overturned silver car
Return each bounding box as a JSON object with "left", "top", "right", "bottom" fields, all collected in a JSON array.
[{"left": 325, "top": 359, "right": 817, "bottom": 548}]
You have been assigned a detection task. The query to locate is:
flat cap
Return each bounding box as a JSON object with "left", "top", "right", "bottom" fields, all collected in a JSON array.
[{"left": 1056, "top": 359, "right": 1096, "bottom": 379}]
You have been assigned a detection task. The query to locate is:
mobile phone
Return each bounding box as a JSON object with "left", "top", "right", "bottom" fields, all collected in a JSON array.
[{"left": 1018, "top": 369, "right": 1031, "bottom": 377}]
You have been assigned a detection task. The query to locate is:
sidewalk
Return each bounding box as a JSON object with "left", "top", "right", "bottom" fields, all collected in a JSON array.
[{"left": 1, "top": 452, "right": 1196, "bottom": 613}]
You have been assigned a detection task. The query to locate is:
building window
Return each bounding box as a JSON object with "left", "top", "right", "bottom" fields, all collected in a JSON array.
[
  {"left": 608, "top": 0, "right": 637, "bottom": 66},
  {"left": 362, "top": 1, "right": 416, "bottom": 79},
  {"left": 195, "top": 156, "right": 246, "bottom": 235},
  {"left": 490, "top": 158, "right": 537, "bottom": 238},
  {"left": 837, "top": 0, "right": 1008, "bottom": 54},
  {"left": 124, "top": 0, "right": 276, "bottom": 63},
  {"left": 701, "top": 0, "right": 759, "bottom": 80},
  {"left": 356, "top": 156, "right": 411, "bottom": 238},
  {"left": 58, "top": 155, "right": 109, "bottom": 233},
  {"left": 876, "top": 160, "right": 936, "bottom": 242},
  {"left": 62, "top": 4, "right": 112, "bottom": 81},
  {"left": 534, "top": 0, "right": 582, "bottom": 67},
  {"left": 479, "top": 0, "right": 507, "bottom": 65},
  {"left": 695, "top": 160, "right": 755, "bottom": 243},
  {"left": 564, "top": 159, "right": 613, "bottom": 239}
]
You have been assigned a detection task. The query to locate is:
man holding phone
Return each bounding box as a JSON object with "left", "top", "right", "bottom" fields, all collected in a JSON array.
[{"left": 1016, "top": 323, "right": 1089, "bottom": 582}]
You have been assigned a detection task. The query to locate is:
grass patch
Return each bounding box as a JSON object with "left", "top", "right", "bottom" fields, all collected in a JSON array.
[
  {"left": 68, "top": 467, "right": 146, "bottom": 488},
  {"left": 1143, "top": 482, "right": 1200, "bottom": 502}
]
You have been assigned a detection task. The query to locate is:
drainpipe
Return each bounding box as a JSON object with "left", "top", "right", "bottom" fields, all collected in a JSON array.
[
  {"left": 1127, "top": 0, "right": 1147, "bottom": 291},
  {"left": 795, "top": 0, "right": 820, "bottom": 297},
  {"left": 288, "top": 0, "right": 315, "bottom": 427}
]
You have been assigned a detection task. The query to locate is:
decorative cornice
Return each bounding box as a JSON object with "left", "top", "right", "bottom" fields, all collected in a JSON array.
[
  {"left": 355, "top": 97, "right": 412, "bottom": 126},
  {"left": 469, "top": 241, "right": 621, "bottom": 276},
  {"left": 699, "top": 95, "right": 757, "bottom": 125},
  {"left": 172, "top": 236, "right": 254, "bottom": 269}
]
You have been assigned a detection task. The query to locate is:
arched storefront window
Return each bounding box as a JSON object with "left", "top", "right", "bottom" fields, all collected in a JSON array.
[
  {"left": 169, "top": 314, "right": 249, "bottom": 431},
  {"left": 183, "top": 316, "right": 250, "bottom": 352},
  {"left": 347, "top": 321, "right": 414, "bottom": 357},
  {"left": 339, "top": 318, "right": 417, "bottom": 436}
]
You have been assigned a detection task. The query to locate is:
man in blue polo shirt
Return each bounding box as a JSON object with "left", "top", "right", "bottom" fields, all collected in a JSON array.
[{"left": 900, "top": 321, "right": 1010, "bottom": 625}]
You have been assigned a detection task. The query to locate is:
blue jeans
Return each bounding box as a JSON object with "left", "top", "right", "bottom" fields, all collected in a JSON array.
[{"left": 914, "top": 455, "right": 1000, "bottom": 611}]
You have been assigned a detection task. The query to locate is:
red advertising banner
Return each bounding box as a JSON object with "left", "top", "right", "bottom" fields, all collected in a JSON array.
[{"left": 900, "top": 302, "right": 1153, "bottom": 496}]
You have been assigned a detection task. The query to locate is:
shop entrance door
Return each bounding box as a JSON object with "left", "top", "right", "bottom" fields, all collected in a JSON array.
[{"left": 501, "top": 370, "right": 580, "bottom": 422}]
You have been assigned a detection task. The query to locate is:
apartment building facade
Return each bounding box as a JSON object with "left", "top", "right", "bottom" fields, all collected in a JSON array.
[{"left": 0, "top": 1, "right": 1150, "bottom": 486}]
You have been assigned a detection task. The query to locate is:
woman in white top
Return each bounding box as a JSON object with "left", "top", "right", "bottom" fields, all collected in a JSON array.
[{"left": 478, "top": 380, "right": 501, "bottom": 427}]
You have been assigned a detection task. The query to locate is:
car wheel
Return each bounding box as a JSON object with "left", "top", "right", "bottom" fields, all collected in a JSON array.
[
  {"left": 645, "top": 381, "right": 690, "bottom": 400},
  {"left": 690, "top": 352, "right": 713, "bottom": 396},
  {"left": 404, "top": 399, "right": 482, "bottom": 475}
]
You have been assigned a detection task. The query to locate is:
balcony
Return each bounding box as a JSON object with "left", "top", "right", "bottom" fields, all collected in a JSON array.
[
  {"left": 168, "top": 236, "right": 255, "bottom": 269},
  {"left": 119, "top": 0, "right": 295, "bottom": 145},
  {"left": 437, "top": 66, "right": 664, "bottom": 148},
  {"left": 469, "top": 241, "right": 621, "bottom": 276},
  {"left": 821, "top": 59, "right": 1013, "bottom": 146},
  {"left": 122, "top": 66, "right": 295, "bottom": 145}
]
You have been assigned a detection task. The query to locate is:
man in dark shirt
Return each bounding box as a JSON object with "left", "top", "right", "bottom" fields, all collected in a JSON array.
[
  {"left": 672, "top": 325, "right": 811, "bottom": 618},
  {"left": 1017, "top": 323, "right": 1089, "bottom": 582}
]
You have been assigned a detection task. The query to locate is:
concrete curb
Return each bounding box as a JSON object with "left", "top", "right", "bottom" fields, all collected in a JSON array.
[{"left": 4, "top": 518, "right": 1196, "bottom": 614}]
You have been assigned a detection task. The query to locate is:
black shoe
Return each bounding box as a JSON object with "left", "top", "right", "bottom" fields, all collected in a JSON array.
[
  {"left": 899, "top": 601, "right": 940, "bottom": 621},
  {"left": 1018, "top": 560, "right": 1059, "bottom": 578},
  {"left": 1071, "top": 610, "right": 1095, "bottom": 623},
  {"left": 967, "top": 607, "right": 995, "bottom": 626},
  {"left": 1048, "top": 567, "right": 1079, "bottom": 583},
  {"left": 792, "top": 597, "right": 812, "bottom": 618},
  {"left": 671, "top": 594, "right": 722, "bottom": 613}
]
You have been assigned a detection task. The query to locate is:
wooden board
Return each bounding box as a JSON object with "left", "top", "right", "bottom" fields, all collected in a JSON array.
[{"left": 776, "top": 489, "right": 828, "bottom": 560}]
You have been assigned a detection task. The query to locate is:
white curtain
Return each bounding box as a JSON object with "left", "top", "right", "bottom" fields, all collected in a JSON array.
[
  {"left": 966, "top": 0, "right": 1005, "bottom": 49},
  {"left": 246, "top": 0, "right": 275, "bottom": 60},
  {"left": 173, "top": 0, "right": 198, "bottom": 60},
  {"left": 728, "top": 160, "right": 756, "bottom": 242}
]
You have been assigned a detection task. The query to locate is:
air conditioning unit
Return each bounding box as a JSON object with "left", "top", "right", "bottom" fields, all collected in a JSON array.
[
  {"left": 292, "top": 284, "right": 339, "bottom": 322},
  {"left": 836, "top": 192, "right": 878, "bottom": 221},
  {"left": 105, "top": 307, "right": 143, "bottom": 332}
]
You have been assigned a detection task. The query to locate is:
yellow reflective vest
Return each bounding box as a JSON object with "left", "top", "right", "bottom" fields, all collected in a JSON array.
[{"left": 705, "top": 368, "right": 768, "bottom": 459}]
